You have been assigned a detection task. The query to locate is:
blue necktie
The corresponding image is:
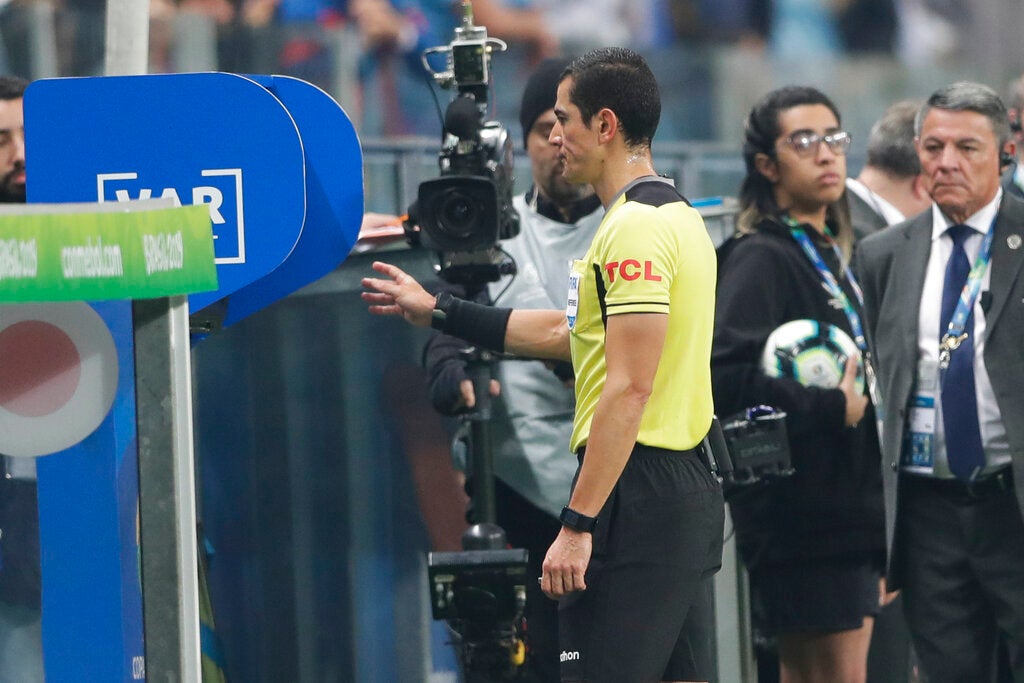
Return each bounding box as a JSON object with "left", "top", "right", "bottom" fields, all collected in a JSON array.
[{"left": 939, "top": 224, "right": 985, "bottom": 481}]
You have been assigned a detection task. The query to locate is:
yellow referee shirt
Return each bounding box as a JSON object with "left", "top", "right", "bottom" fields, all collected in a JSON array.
[{"left": 567, "top": 178, "right": 716, "bottom": 453}]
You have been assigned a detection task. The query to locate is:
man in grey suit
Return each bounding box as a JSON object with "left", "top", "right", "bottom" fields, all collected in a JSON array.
[
  {"left": 857, "top": 81, "right": 1024, "bottom": 682},
  {"left": 846, "top": 99, "right": 931, "bottom": 241}
]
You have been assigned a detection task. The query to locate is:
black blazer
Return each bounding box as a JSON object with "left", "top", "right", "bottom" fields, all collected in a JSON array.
[{"left": 857, "top": 193, "right": 1024, "bottom": 586}]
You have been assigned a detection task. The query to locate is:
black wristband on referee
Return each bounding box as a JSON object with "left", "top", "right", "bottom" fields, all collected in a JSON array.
[
  {"left": 431, "top": 291, "right": 511, "bottom": 353},
  {"left": 559, "top": 506, "right": 597, "bottom": 533}
]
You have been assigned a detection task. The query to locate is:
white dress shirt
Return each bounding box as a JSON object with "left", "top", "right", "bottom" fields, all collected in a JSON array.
[
  {"left": 846, "top": 177, "right": 906, "bottom": 226},
  {"left": 915, "top": 189, "right": 1011, "bottom": 477}
]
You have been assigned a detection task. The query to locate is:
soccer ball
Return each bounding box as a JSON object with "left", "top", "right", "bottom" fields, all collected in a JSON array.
[{"left": 760, "top": 319, "right": 864, "bottom": 393}]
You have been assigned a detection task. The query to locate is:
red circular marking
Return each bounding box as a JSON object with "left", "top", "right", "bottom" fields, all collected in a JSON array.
[{"left": 0, "top": 320, "right": 82, "bottom": 417}]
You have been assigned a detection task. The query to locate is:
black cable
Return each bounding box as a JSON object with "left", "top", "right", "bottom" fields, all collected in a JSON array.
[{"left": 487, "top": 247, "right": 518, "bottom": 306}]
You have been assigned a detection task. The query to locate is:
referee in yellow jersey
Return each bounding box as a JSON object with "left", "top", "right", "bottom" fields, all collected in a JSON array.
[{"left": 362, "top": 47, "right": 724, "bottom": 683}]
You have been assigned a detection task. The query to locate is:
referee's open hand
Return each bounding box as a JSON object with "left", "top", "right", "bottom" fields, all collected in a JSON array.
[
  {"left": 361, "top": 261, "right": 436, "bottom": 327},
  {"left": 540, "top": 527, "right": 592, "bottom": 599}
]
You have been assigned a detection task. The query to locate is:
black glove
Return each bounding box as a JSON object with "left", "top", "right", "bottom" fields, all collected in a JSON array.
[
  {"left": 550, "top": 360, "right": 575, "bottom": 383},
  {"left": 423, "top": 331, "right": 473, "bottom": 415},
  {"left": 423, "top": 283, "right": 492, "bottom": 415}
]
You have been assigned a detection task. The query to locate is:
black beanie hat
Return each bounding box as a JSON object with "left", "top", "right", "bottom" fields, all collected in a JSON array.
[{"left": 519, "top": 56, "right": 572, "bottom": 148}]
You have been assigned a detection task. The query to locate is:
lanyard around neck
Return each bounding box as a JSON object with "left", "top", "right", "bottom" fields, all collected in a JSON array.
[
  {"left": 783, "top": 217, "right": 866, "bottom": 352},
  {"left": 783, "top": 216, "right": 885, "bottom": 422},
  {"left": 938, "top": 215, "right": 996, "bottom": 370}
]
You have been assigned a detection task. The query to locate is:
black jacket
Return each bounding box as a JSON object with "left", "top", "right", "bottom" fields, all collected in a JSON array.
[{"left": 712, "top": 217, "right": 885, "bottom": 568}]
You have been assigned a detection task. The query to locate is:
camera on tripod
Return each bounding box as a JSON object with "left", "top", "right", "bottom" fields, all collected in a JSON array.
[
  {"left": 428, "top": 533, "right": 529, "bottom": 680},
  {"left": 406, "top": 0, "right": 520, "bottom": 290},
  {"left": 414, "top": 6, "right": 530, "bottom": 679}
]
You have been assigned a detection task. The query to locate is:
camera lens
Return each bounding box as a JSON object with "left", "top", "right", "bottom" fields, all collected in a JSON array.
[{"left": 437, "top": 190, "right": 479, "bottom": 238}]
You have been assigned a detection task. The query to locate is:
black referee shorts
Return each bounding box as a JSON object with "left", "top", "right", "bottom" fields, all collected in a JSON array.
[{"left": 559, "top": 443, "right": 725, "bottom": 683}]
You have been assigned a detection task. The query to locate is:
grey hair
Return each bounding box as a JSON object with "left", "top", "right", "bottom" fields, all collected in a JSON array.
[
  {"left": 866, "top": 99, "right": 922, "bottom": 178},
  {"left": 915, "top": 81, "right": 1011, "bottom": 147}
]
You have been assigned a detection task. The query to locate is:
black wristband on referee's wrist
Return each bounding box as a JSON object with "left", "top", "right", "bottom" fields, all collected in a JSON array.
[
  {"left": 559, "top": 506, "right": 597, "bottom": 533},
  {"left": 431, "top": 291, "right": 511, "bottom": 353}
]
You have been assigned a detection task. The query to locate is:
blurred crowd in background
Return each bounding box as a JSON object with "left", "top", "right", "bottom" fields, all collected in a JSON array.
[{"left": 0, "top": 0, "right": 1021, "bottom": 205}]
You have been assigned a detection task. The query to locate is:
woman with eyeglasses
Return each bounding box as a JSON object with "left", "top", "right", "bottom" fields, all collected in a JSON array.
[{"left": 712, "top": 86, "right": 887, "bottom": 683}]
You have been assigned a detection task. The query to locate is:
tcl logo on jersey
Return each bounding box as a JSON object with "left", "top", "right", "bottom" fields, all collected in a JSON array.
[{"left": 603, "top": 259, "right": 662, "bottom": 283}]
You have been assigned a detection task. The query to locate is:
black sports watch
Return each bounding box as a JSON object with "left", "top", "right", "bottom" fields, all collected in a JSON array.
[
  {"left": 559, "top": 506, "right": 597, "bottom": 533},
  {"left": 431, "top": 291, "right": 454, "bottom": 331}
]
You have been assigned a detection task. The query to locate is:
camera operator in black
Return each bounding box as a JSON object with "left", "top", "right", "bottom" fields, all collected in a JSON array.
[
  {"left": 712, "top": 86, "right": 887, "bottom": 682},
  {"left": 423, "top": 56, "right": 602, "bottom": 682}
]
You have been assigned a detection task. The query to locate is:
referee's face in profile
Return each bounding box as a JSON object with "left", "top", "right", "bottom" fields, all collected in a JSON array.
[{"left": 551, "top": 77, "right": 600, "bottom": 186}]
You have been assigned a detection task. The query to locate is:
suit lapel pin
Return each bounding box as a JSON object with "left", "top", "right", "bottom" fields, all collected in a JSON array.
[{"left": 1008, "top": 234, "right": 1023, "bottom": 250}]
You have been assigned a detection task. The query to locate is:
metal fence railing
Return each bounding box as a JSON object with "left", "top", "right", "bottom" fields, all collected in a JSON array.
[{"left": 361, "top": 137, "right": 748, "bottom": 238}]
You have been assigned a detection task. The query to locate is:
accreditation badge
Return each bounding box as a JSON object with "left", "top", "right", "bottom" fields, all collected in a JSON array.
[
  {"left": 566, "top": 259, "right": 584, "bottom": 330},
  {"left": 901, "top": 359, "right": 938, "bottom": 473}
]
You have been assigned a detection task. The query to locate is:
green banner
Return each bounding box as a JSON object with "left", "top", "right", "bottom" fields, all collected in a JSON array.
[{"left": 0, "top": 204, "right": 217, "bottom": 303}]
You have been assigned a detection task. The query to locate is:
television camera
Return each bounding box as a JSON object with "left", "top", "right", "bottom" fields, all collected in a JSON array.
[
  {"left": 405, "top": 0, "right": 520, "bottom": 291},
  {"left": 413, "top": 6, "right": 529, "bottom": 681}
]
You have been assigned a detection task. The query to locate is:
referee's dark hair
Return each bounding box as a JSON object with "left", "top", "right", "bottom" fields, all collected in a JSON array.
[{"left": 562, "top": 47, "right": 660, "bottom": 150}]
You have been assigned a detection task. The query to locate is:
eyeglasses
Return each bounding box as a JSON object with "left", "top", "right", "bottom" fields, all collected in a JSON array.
[{"left": 781, "top": 130, "right": 852, "bottom": 157}]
